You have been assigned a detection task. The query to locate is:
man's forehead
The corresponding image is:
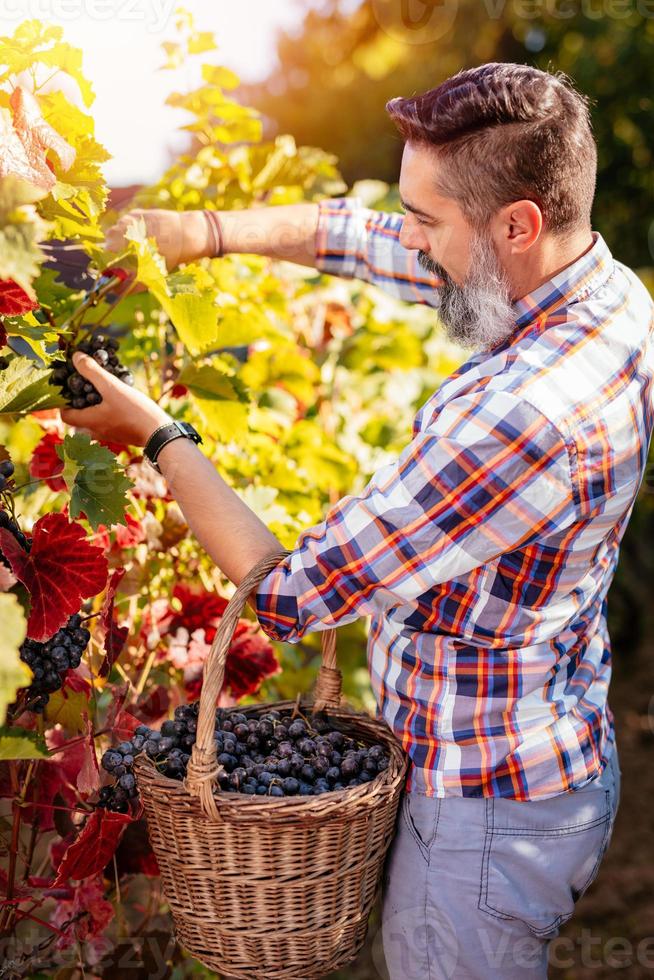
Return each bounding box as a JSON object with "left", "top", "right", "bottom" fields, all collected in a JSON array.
[{"left": 399, "top": 143, "right": 452, "bottom": 214}]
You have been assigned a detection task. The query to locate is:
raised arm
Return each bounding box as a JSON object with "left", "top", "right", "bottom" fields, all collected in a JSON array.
[{"left": 105, "top": 198, "right": 442, "bottom": 307}]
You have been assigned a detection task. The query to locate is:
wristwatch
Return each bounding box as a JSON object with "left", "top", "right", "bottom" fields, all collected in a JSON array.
[{"left": 143, "top": 420, "right": 203, "bottom": 473}]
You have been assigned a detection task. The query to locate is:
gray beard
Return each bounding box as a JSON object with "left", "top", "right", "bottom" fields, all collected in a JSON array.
[{"left": 417, "top": 232, "right": 518, "bottom": 353}]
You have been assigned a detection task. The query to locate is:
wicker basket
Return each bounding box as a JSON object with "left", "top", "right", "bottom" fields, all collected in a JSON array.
[{"left": 134, "top": 550, "right": 408, "bottom": 980}]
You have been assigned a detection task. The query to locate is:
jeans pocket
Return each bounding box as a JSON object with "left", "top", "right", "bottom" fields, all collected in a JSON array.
[
  {"left": 478, "top": 788, "right": 613, "bottom": 937},
  {"left": 401, "top": 792, "right": 440, "bottom": 860}
]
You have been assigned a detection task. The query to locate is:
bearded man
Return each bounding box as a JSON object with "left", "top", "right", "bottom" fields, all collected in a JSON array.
[{"left": 63, "top": 63, "right": 653, "bottom": 979}]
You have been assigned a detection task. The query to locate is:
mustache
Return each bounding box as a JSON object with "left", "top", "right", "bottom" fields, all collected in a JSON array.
[{"left": 417, "top": 249, "right": 449, "bottom": 281}]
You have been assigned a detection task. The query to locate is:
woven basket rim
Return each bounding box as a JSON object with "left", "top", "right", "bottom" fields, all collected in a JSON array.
[{"left": 134, "top": 698, "right": 408, "bottom": 819}]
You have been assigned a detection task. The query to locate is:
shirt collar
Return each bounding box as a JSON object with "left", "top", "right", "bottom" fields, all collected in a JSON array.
[{"left": 511, "top": 230, "right": 615, "bottom": 332}]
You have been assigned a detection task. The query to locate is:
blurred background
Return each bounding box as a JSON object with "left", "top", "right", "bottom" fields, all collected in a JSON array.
[{"left": 2, "top": 0, "right": 651, "bottom": 975}]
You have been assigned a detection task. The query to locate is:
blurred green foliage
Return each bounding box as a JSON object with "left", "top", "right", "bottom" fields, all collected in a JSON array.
[{"left": 244, "top": 0, "right": 654, "bottom": 270}]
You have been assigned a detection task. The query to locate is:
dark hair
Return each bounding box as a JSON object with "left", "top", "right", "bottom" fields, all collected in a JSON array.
[{"left": 386, "top": 62, "right": 597, "bottom": 235}]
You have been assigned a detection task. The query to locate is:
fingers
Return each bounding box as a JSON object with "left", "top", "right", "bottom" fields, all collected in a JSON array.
[
  {"left": 71, "top": 351, "right": 117, "bottom": 392},
  {"left": 60, "top": 407, "right": 96, "bottom": 428}
]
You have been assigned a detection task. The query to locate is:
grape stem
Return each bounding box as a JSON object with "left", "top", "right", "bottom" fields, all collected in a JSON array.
[{"left": 59, "top": 269, "right": 126, "bottom": 338}]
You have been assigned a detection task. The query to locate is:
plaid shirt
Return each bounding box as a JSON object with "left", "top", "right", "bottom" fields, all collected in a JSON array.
[{"left": 255, "top": 196, "right": 654, "bottom": 800}]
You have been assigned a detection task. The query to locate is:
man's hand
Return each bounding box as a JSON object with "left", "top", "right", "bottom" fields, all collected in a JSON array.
[
  {"left": 60, "top": 352, "right": 170, "bottom": 447},
  {"left": 104, "top": 208, "right": 212, "bottom": 272}
]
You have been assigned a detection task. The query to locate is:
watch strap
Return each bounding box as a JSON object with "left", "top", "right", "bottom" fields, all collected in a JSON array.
[{"left": 144, "top": 421, "right": 203, "bottom": 472}]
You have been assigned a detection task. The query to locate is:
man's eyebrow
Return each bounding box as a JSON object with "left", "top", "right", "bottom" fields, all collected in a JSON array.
[{"left": 399, "top": 197, "right": 436, "bottom": 220}]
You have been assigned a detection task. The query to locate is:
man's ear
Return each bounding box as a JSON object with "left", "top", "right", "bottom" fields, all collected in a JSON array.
[{"left": 496, "top": 199, "right": 543, "bottom": 253}]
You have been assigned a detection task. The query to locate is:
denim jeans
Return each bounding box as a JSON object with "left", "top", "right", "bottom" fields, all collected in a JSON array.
[{"left": 380, "top": 742, "right": 621, "bottom": 979}]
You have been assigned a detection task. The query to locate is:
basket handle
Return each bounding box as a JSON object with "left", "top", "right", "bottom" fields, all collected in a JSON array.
[{"left": 185, "top": 549, "right": 343, "bottom": 819}]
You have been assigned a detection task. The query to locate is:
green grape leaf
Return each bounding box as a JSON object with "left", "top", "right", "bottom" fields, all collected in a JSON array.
[
  {"left": 57, "top": 433, "right": 133, "bottom": 530},
  {"left": 33, "top": 41, "right": 95, "bottom": 108},
  {"left": 201, "top": 64, "right": 240, "bottom": 90},
  {"left": 161, "top": 41, "right": 184, "bottom": 71},
  {"left": 0, "top": 593, "right": 30, "bottom": 725},
  {"left": 4, "top": 312, "right": 60, "bottom": 363},
  {"left": 0, "top": 172, "right": 47, "bottom": 210},
  {"left": 178, "top": 361, "right": 250, "bottom": 441},
  {"left": 188, "top": 31, "right": 217, "bottom": 55},
  {"left": 164, "top": 289, "right": 220, "bottom": 355},
  {"left": 215, "top": 307, "right": 285, "bottom": 347},
  {"left": 34, "top": 266, "right": 87, "bottom": 319},
  {"left": 0, "top": 727, "right": 48, "bottom": 760},
  {"left": 119, "top": 228, "right": 222, "bottom": 356},
  {"left": 0, "top": 22, "right": 93, "bottom": 106},
  {"left": 123, "top": 219, "right": 170, "bottom": 305},
  {"left": 0, "top": 21, "right": 63, "bottom": 80},
  {"left": 285, "top": 420, "right": 358, "bottom": 494},
  {"left": 0, "top": 204, "right": 50, "bottom": 295},
  {"left": 241, "top": 345, "right": 320, "bottom": 405},
  {"left": 0, "top": 356, "right": 65, "bottom": 413}
]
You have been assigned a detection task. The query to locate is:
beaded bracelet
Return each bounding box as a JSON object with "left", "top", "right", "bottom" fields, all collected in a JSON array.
[{"left": 202, "top": 209, "right": 224, "bottom": 258}]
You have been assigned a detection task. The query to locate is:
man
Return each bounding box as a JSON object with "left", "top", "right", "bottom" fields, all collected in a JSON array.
[{"left": 63, "top": 63, "right": 652, "bottom": 978}]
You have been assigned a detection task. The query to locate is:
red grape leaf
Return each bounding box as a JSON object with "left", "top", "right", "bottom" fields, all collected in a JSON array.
[
  {"left": 0, "top": 562, "right": 16, "bottom": 591},
  {"left": 111, "top": 707, "right": 141, "bottom": 741},
  {"left": 110, "top": 819, "right": 160, "bottom": 878},
  {"left": 19, "top": 727, "right": 88, "bottom": 832},
  {"left": 50, "top": 874, "right": 114, "bottom": 950},
  {"left": 29, "top": 431, "right": 66, "bottom": 491},
  {"left": 0, "top": 512, "right": 108, "bottom": 641},
  {"left": 151, "top": 583, "right": 279, "bottom": 702},
  {"left": 114, "top": 512, "right": 144, "bottom": 549},
  {"left": 226, "top": 627, "right": 281, "bottom": 699},
  {"left": 98, "top": 568, "right": 128, "bottom": 677},
  {"left": 53, "top": 807, "right": 134, "bottom": 885},
  {"left": 76, "top": 713, "right": 100, "bottom": 796},
  {"left": 136, "top": 684, "right": 171, "bottom": 722},
  {"left": 0, "top": 279, "right": 38, "bottom": 316}
]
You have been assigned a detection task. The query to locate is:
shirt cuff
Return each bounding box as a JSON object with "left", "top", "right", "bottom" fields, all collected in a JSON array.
[{"left": 253, "top": 557, "right": 300, "bottom": 643}]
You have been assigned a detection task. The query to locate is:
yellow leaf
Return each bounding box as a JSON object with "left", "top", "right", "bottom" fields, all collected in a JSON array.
[
  {"left": 0, "top": 594, "right": 29, "bottom": 724},
  {"left": 44, "top": 682, "right": 91, "bottom": 733}
]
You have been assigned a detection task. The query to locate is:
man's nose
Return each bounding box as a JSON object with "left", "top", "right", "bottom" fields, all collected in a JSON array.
[{"left": 398, "top": 216, "right": 428, "bottom": 252}]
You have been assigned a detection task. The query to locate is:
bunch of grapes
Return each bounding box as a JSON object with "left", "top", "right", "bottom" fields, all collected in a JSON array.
[
  {"left": 0, "top": 506, "right": 29, "bottom": 570},
  {"left": 0, "top": 459, "right": 15, "bottom": 493},
  {"left": 98, "top": 702, "right": 390, "bottom": 812},
  {"left": 18, "top": 614, "right": 91, "bottom": 713},
  {"left": 50, "top": 333, "right": 134, "bottom": 409}
]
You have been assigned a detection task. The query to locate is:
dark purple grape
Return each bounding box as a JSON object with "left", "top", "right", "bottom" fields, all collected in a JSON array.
[
  {"left": 101, "top": 750, "right": 123, "bottom": 772},
  {"left": 288, "top": 721, "right": 307, "bottom": 740},
  {"left": 49, "top": 336, "right": 133, "bottom": 408},
  {"left": 119, "top": 773, "right": 136, "bottom": 793},
  {"left": 217, "top": 753, "right": 237, "bottom": 772}
]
